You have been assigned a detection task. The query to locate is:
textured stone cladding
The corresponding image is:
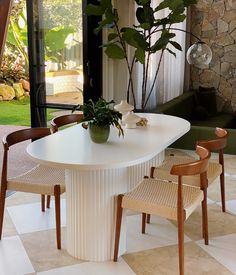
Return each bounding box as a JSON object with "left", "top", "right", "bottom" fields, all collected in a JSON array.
[{"left": 190, "top": 0, "right": 236, "bottom": 112}]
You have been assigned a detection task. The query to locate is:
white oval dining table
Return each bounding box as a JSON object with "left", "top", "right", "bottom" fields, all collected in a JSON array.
[{"left": 27, "top": 113, "right": 190, "bottom": 262}]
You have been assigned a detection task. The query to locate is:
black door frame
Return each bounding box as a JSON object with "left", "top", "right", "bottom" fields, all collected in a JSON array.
[{"left": 26, "top": 0, "right": 102, "bottom": 127}]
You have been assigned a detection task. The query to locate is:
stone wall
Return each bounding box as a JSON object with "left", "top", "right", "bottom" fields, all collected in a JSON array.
[{"left": 190, "top": 0, "right": 236, "bottom": 112}]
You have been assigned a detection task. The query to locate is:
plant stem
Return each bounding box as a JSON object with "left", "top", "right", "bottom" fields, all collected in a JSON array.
[
  {"left": 142, "top": 30, "right": 151, "bottom": 110},
  {"left": 114, "top": 22, "right": 136, "bottom": 108},
  {"left": 143, "top": 49, "right": 164, "bottom": 110},
  {"left": 127, "top": 56, "right": 135, "bottom": 102}
]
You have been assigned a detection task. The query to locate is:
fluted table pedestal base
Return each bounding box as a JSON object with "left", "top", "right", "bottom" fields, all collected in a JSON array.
[{"left": 65, "top": 152, "right": 165, "bottom": 261}]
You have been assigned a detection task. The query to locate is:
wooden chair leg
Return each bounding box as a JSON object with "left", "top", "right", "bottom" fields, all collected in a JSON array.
[
  {"left": 220, "top": 173, "right": 226, "bottom": 212},
  {"left": 41, "top": 195, "right": 45, "bottom": 212},
  {"left": 177, "top": 214, "right": 184, "bottom": 275},
  {"left": 46, "top": 195, "right": 51, "bottom": 209},
  {"left": 202, "top": 189, "right": 209, "bottom": 245},
  {"left": 114, "top": 194, "right": 124, "bottom": 262},
  {"left": 54, "top": 186, "right": 61, "bottom": 249},
  {"left": 142, "top": 213, "right": 146, "bottom": 234},
  {"left": 147, "top": 214, "right": 151, "bottom": 224},
  {"left": 201, "top": 201, "right": 205, "bottom": 239},
  {"left": 0, "top": 186, "right": 7, "bottom": 240}
]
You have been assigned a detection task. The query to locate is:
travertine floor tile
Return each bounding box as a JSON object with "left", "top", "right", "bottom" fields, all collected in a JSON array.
[
  {"left": 176, "top": 204, "right": 236, "bottom": 241},
  {"left": 197, "top": 234, "right": 236, "bottom": 274},
  {"left": 207, "top": 177, "right": 236, "bottom": 202},
  {"left": 2, "top": 210, "right": 17, "bottom": 237},
  {"left": 20, "top": 228, "right": 82, "bottom": 272},
  {"left": 123, "top": 242, "right": 233, "bottom": 275}
]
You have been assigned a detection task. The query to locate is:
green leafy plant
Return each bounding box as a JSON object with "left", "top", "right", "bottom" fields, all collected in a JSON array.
[
  {"left": 44, "top": 26, "right": 75, "bottom": 65},
  {"left": 73, "top": 98, "right": 124, "bottom": 137},
  {"left": 86, "top": 0, "right": 197, "bottom": 110},
  {"left": 0, "top": 53, "right": 27, "bottom": 85}
]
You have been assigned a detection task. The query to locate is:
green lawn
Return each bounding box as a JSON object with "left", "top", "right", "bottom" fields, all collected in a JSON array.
[{"left": 0, "top": 97, "right": 56, "bottom": 126}]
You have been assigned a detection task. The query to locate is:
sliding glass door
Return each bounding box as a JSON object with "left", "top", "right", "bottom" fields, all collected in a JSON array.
[{"left": 26, "top": 0, "right": 102, "bottom": 127}]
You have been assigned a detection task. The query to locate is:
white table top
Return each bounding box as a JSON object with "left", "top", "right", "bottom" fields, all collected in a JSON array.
[{"left": 27, "top": 113, "right": 190, "bottom": 170}]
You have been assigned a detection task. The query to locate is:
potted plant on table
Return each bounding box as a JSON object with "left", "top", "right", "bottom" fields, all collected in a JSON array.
[{"left": 74, "top": 98, "right": 123, "bottom": 143}]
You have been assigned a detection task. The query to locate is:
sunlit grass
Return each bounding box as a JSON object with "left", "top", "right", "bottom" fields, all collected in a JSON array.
[{"left": 0, "top": 97, "right": 56, "bottom": 126}]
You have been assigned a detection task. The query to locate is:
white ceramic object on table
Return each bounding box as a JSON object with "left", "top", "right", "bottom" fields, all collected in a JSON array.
[
  {"left": 122, "top": 111, "right": 141, "bottom": 129},
  {"left": 114, "top": 100, "right": 134, "bottom": 115}
]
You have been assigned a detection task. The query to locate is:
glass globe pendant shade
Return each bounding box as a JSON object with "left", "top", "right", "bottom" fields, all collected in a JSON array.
[{"left": 186, "top": 41, "right": 212, "bottom": 67}]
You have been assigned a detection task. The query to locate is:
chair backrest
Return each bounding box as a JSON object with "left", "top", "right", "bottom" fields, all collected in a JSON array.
[
  {"left": 170, "top": 146, "right": 210, "bottom": 220},
  {"left": 50, "top": 113, "right": 84, "bottom": 133},
  {"left": 170, "top": 145, "right": 210, "bottom": 177},
  {"left": 1, "top": 127, "right": 51, "bottom": 185},
  {"left": 197, "top": 127, "right": 228, "bottom": 152}
]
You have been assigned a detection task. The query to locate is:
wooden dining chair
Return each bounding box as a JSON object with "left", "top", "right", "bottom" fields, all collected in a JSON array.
[
  {"left": 148, "top": 128, "right": 228, "bottom": 222},
  {"left": 0, "top": 128, "right": 65, "bottom": 249},
  {"left": 113, "top": 146, "right": 211, "bottom": 275},
  {"left": 51, "top": 113, "right": 84, "bottom": 133}
]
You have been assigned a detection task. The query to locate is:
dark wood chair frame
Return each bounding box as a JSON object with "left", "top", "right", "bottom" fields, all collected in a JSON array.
[
  {"left": 197, "top": 127, "right": 228, "bottom": 212},
  {"left": 50, "top": 113, "right": 84, "bottom": 133},
  {"left": 0, "top": 127, "right": 62, "bottom": 249},
  {"left": 113, "top": 146, "right": 211, "bottom": 275}
]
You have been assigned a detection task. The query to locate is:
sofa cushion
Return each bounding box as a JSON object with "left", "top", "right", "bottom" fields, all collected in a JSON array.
[
  {"left": 192, "top": 105, "right": 208, "bottom": 120},
  {"left": 195, "top": 87, "right": 217, "bottom": 116}
]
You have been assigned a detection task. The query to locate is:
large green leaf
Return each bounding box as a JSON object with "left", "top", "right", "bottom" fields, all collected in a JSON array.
[
  {"left": 183, "top": 0, "right": 197, "bottom": 6},
  {"left": 170, "top": 41, "right": 182, "bottom": 51},
  {"left": 166, "top": 48, "right": 176, "bottom": 57},
  {"left": 155, "top": 0, "right": 184, "bottom": 12},
  {"left": 151, "top": 31, "right": 176, "bottom": 52},
  {"left": 136, "top": 6, "right": 154, "bottom": 27},
  {"left": 122, "top": 28, "right": 148, "bottom": 50},
  {"left": 101, "top": 0, "right": 112, "bottom": 9},
  {"left": 135, "top": 0, "right": 151, "bottom": 5},
  {"left": 105, "top": 44, "right": 125, "bottom": 59},
  {"left": 169, "top": 13, "right": 186, "bottom": 23},
  {"left": 135, "top": 48, "right": 145, "bottom": 64},
  {"left": 108, "top": 33, "right": 118, "bottom": 41},
  {"left": 45, "top": 26, "right": 75, "bottom": 52}
]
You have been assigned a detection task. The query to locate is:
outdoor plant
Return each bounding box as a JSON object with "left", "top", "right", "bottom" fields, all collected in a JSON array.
[
  {"left": 86, "top": 0, "right": 197, "bottom": 110},
  {"left": 73, "top": 98, "right": 124, "bottom": 137},
  {"left": 0, "top": 53, "right": 27, "bottom": 85}
]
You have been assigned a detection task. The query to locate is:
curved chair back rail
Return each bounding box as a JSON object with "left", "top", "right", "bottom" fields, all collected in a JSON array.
[
  {"left": 51, "top": 113, "right": 84, "bottom": 133},
  {"left": 170, "top": 146, "right": 211, "bottom": 176},
  {"left": 0, "top": 127, "right": 64, "bottom": 249},
  {"left": 196, "top": 128, "right": 228, "bottom": 152}
]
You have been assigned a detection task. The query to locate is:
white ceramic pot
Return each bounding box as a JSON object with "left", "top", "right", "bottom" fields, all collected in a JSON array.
[
  {"left": 122, "top": 111, "right": 141, "bottom": 129},
  {"left": 114, "top": 100, "right": 134, "bottom": 115}
]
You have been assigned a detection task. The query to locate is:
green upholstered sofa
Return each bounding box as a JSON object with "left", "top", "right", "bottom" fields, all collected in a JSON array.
[{"left": 157, "top": 91, "right": 236, "bottom": 155}]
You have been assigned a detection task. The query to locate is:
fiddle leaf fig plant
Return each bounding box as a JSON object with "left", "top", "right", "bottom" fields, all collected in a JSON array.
[{"left": 86, "top": 0, "right": 197, "bottom": 110}]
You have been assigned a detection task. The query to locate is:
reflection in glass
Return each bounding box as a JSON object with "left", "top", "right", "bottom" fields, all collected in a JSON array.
[{"left": 43, "top": 0, "right": 83, "bottom": 106}]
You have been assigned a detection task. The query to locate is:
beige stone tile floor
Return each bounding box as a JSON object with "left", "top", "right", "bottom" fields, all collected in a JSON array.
[{"left": 0, "top": 148, "right": 236, "bottom": 275}]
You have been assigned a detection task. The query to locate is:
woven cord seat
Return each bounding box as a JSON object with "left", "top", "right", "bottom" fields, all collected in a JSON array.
[
  {"left": 0, "top": 128, "right": 65, "bottom": 249},
  {"left": 152, "top": 155, "right": 222, "bottom": 187},
  {"left": 122, "top": 178, "right": 203, "bottom": 220},
  {"left": 8, "top": 164, "right": 65, "bottom": 195},
  {"left": 113, "top": 146, "right": 211, "bottom": 275}
]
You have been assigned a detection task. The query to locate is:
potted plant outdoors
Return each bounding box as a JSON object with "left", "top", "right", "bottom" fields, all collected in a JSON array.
[
  {"left": 86, "top": 0, "right": 197, "bottom": 111},
  {"left": 74, "top": 98, "right": 124, "bottom": 143}
]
